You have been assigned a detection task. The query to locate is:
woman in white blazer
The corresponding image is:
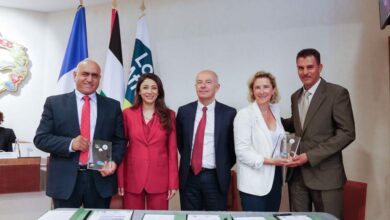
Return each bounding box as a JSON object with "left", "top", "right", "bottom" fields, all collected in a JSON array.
[{"left": 234, "top": 71, "right": 289, "bottom": 211}]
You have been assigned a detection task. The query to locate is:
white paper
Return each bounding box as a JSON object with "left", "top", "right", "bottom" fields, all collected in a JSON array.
[
  {"left": 234, "top": 217, "right": 266, "bottom": 220},
  {"left": 0, "top": 152, "right": 18, "bottom": 159},
  {"left": 87, "top": 210, "right": 133, "bottom": 220},
  {"left": 38, "top": 210, "right": 76, "bottom": 220},
  {"left": 187, "top": 215, "right": 221, "bottom": 220},
  {"left": 277, "top": 215, "right": 312, "bottom": 220},
  {"left": 143, "top": 214, "right": 176, "bottom": 220}
]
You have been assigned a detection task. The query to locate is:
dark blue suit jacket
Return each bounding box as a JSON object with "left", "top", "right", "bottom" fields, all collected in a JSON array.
[
  {"left": 34, "top": 91, "right": 126, "bottom": 200},
  {"left": 176, "top": 101, "right": 236, "bottom": 193}
]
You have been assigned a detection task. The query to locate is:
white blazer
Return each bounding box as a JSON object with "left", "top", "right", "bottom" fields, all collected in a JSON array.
[{"left": 234, "top": 102, "right": 284, "bottom": 196}]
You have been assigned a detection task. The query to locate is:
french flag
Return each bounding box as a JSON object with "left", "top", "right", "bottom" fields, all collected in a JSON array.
[{"left": 58, "top": 5, "right": 88, "bottom": 94}]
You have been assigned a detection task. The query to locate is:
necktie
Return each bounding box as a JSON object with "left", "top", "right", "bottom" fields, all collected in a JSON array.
[
  {"left": 191, "top": 106, "right": 207, "bottom": 175},
  {"left": 79, "top": 95, "right": 90, "bottom": 164},
  {"left": 300, "top": 90, "right": 311, "bottom": 128}
]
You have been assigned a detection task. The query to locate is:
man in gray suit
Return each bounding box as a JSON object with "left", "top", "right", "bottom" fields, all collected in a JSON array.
[{"left": 283, "top": 48, "right": 355, "bottom": 219}]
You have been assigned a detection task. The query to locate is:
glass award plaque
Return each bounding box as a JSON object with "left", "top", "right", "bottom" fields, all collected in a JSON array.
[
  {"left": 280, "top": 133, "right": 301, "bottom": 159},
  {"left": 271, "top": 134, "right": 283, "bottom": 158},
  {"left": 88, "top": 139, "right": 112, "bottom": 170}
]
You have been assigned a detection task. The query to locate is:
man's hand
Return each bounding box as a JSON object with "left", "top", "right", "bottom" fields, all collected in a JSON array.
[
  {"left": 285, "top": 153, "right": 308, "bottom": 167},
  {"left": 71, "top": 135, "right": 89, "bottom": 152},
  {"left": 99, "top": 161, "right": 117, "bottom": 177}
]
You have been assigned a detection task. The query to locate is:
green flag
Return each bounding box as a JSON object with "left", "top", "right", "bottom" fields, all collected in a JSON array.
[{"left": 124, "top": 15, "right": 154, "bottom": 109}]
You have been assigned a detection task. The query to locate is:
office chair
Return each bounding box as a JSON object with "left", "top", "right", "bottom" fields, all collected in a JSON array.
[
  {"left": 227, "top": 170, "right": 241, "bottom": 211},
  {"left": 343, "top": 180, "right": 367, "bottom": 220}
]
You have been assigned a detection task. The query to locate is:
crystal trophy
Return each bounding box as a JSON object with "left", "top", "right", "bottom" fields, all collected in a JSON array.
[
  {"left": 88, "top": 139, "right": 112, "bottom": 170},
  {"left": 280, "top": 133, "right": 301, "bottom": 159}
]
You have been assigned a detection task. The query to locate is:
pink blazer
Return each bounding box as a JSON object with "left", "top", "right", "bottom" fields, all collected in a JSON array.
[{"left": 118, "top": 107, "right": 179, "bottom": 194}]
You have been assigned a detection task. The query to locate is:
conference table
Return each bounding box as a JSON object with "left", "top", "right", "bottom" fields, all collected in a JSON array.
[
  {"left": 0, "top": 157, "right": 41, "bottom": 193},
  {"left": 39, "top": 208, "right": 338, "bottom": 220},
  {"left": 133, "top": 210, "right": 337, "bottom": 220}
]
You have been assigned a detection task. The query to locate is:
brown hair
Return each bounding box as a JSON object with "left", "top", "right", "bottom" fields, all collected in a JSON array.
[
  {"left": 248, "top": 71, "right": 280, "bottom": 104},
  {"left": 132, "top": 73, "right": 172, "bottom": 132}
]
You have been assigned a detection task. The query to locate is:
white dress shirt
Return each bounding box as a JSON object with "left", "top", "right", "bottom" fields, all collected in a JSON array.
[
  {"left": 191, "top": 100, "right": 216, "bottom": 169},
  {"left": 299, "top": 78, "right": 321, "bottom": 109},
  {"left": 269, "top": 121, "right": 285, "bottom": 158}
]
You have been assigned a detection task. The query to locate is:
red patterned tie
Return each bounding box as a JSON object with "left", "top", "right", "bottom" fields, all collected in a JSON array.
[
  {"left": 191, "top": 106, "right": 207, "bottom": 175},
  {"left": 79, "top": 95, "right": 90, "bottom": 164}
]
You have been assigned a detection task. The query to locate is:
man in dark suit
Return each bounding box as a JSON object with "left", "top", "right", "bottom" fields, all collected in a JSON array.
[
  {"left": 0, "top": 111, "right": 16, "bottom": 152},
  {"left": 283, "top": 48, "right": 355, "bottom": 219},
  {"left": 176, "top": 70, "right": 236, "bottom": 211},
  {"left": 34, "top": 59, "right": 125, "bottom": 208}
]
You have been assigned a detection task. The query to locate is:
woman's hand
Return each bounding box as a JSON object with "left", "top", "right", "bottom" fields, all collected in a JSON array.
[
  {"left": 167, "top": 189, "right": 177, "bottom": 200},
  {"left": 118, "top": 187, "right": 124, "bottom": 196},
  {"left": 265, "top": 157, "right": 291, "bottom": 166},
  {"left": 273, "top": 158, "right": 292, "bottom": 166}
]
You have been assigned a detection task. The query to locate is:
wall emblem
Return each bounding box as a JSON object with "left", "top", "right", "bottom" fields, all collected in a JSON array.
[{"left": 0, "top": 34, "right": 29, "bottom": 94}]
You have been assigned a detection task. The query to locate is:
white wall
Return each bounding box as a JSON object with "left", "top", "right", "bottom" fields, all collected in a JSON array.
[
  {"left": 0, "top": 0, "right": 389, "bottom": 218},
  {"left": 0, "top": 7, "right": 48, "bottom": 157}
]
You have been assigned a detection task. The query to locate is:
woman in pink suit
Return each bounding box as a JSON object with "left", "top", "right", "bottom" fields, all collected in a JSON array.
[{"left": 118, "top": 73, "right": 179, "bottom": 210}]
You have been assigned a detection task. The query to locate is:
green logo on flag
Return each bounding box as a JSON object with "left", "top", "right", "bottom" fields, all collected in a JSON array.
[{"left": 124, "top": 39, "right": 154, "bottom": 108}]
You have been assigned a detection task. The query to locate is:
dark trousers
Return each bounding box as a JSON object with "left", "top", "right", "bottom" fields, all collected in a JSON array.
[
  {"left": 53, "top": 170, "right": 111, "bottom": 209},
  {"left": 288, "top": 168, "right": 344, "bottom": 219},
  {"left": 240, "top": 166, "right": 282, "bottom": 212},
  {"left": 180, "top": 168, "right": 227, "bottom": 211}
]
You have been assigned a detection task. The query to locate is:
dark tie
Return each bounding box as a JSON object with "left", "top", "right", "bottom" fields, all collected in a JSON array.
[
  {"left": 79, "top": 95, "right": 90, "bottom": 164},
  {"left": 191, "top": 106, "right": 207, "bottom": 175}
]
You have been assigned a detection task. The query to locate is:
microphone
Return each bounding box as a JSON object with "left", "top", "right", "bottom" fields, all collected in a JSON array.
[{"left": 15, "top": 138, "right": 21, "bottom": 157}]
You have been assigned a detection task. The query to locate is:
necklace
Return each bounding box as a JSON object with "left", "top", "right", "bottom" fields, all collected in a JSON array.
[{"left": 143, "top": 111, "right": 153, "bottom": 121}]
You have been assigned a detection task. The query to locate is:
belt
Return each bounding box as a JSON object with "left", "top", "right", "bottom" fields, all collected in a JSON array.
[
  {"left": 78, "top": 165, "right": 88, "bottom": 171},
  {"left": 201, "top": 168, "right": 216, "bottom": 172}
]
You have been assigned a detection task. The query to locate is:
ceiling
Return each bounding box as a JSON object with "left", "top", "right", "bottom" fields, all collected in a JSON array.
[{"left": 0, "top": 0, "right": 109, "bottom": 12}]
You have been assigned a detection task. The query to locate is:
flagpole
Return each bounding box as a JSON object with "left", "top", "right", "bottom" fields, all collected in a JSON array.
[
  {"left": 112, "top": 0, "right": 117, "bottom": 9},
  {"left": 140, "top": 0, "right": 146, "bottom": 17},
  {"left": 78, "top": 0, "right": 83, "bottom": 9}
]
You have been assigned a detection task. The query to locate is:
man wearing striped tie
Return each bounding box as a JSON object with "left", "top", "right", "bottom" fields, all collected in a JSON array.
[
  {"left": 34, "top": 59, "right": 125, "bottom": 208},
  {"left": 282, "top": 48, "right": 355, "bottom": 219}
]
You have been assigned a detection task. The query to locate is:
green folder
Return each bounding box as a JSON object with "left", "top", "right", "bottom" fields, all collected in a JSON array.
[
  {"left": 308, "top": 214, "right": 322, "bottom": 220},
  {"left": 174, "top": 213, "right": 187, "bottom": 220},
  {"left": 69, "top": 208, "right": 91, "bottom": 220},
  {"left": 219, "top": 213, "right": 233, "bottom": 220}
]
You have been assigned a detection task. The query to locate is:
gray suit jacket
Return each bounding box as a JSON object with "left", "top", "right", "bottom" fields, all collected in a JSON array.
[{"left": 283, "top": 78, "right": 355, "bottom": 190}]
